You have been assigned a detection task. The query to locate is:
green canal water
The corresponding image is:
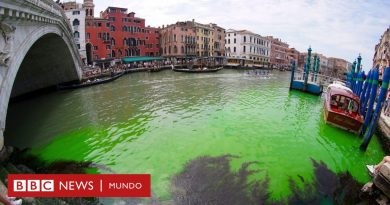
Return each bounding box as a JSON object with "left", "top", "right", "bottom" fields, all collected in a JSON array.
[{"left": 5, "top": 69, "right": 385, "bottom": 202}]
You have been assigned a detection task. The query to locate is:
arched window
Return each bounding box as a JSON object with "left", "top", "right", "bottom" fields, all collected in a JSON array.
[
  {"left": 111, "top": 38, "right": 115, "bottom": 45},
  {"left": 173, "top": 45, "right": 177, "bottom": 53},
  {"left": 74, "top": 31, "right": 80, "bottom": 38},
  {"left": 181, "top": 46, "right": 184, "bottom": 54},
  {"left": 125, "top": 49, "right": 129, "bottom": 56},
  {"left": 110, "top": 25, "right": 115, "bottom": 31},
  {"left": 73, "top": 19, "right": 80, "bottom": 26},
  {"left": 112, "top": 50, "right": 116, "bottom": 58},
  {"left": 89, "top": 9, "right": 93, "bottom": 16},
  {"left": 118, "top": 49, "right": 122, "bottom": 56},
  {"left": 129, "top": 38, "right": 136, "bottom": 46},
  {"left": 123, "top": 38, "right": 127, "bottom": 46}
]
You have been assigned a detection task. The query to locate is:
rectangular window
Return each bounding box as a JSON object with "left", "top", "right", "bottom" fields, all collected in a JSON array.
[
  {"left": 94, "top": 45, "right": 98, "bottom": 50},
  {"left": 243, "top": 46, "right": 246, "bottom": 53},
  {"left": 72, "top": 11, "right": 80, "bottom": 15},
  {"left": 234, "top": 38, "right": 236, "bottom": 43}
]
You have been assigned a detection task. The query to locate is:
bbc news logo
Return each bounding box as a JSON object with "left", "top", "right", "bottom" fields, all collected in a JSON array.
[
  {"left": 14, "top": 180, "right": 54, "bottom": 192},
  {"left": 8, "top": 174, "right": 150, "bottom": 197}
]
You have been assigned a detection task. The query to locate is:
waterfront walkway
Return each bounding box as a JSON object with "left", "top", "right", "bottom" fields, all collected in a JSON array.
[{"left": 377, "top": 112, "right": 390, "bottom": 153}]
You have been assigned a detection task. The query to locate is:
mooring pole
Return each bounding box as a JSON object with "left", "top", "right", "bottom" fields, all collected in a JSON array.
[
  {"left": 290, "top": 60, "right": 295, "bottom": 90},
  {"left": 354, "top": 55, "right": 362, "bottom": 94},
  {"left": 304, "top": 47, "right": 312, "bottom": 87},
  {"left": 311, "top": 55, "right": 317, "bottom": 82},
  {"left": 351, "top": 60, "right": 357, "bottom": 90},
  {"left": 361, "top": 70, "right": 373, "bottom": 116},
  {"left": 360, "top": 67, "right": 390, "bottom": 150},
  {"left": 361, "top": 69, "right": 379, "bottom": 135},
  {"left": 356, "top": 71, "right": 365, "bottom": 96},
  {"left": 359, "top": 70, "right": 371, "bottom": 105}
]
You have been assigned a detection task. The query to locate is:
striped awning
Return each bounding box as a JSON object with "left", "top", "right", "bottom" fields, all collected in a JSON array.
[{"left": 122, "top": 56, "right": 164, "bottom": 63}]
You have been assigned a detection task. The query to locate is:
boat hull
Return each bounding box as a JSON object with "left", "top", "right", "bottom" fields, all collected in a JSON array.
[
  {"left": 58, "top": 72, "right": 124, "bottom": 90},
  {"left": 323, "top": 104, "right": 363, "bottom": 134}
]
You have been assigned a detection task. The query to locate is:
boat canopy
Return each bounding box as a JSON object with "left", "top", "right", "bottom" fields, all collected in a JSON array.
[{"left": 122, "top": 56, "right": 164, "bottom": 63}]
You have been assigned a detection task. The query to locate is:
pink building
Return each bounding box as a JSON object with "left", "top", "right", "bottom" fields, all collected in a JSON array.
[
  {"left": 267, "top": 36, "right": 289, "bottom": 69},
  {"left": 160, "top": 21, "right": 197, "bottom": 58}
]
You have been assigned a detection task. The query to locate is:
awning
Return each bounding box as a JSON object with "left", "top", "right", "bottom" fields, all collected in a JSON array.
[{"left": 122, "top": 56, "right": 165, "bottom": 63}]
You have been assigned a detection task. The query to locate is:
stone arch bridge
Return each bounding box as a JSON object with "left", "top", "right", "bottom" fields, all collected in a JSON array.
[{"left": 0, "top": 0, "right": 83, "bottom": 148}]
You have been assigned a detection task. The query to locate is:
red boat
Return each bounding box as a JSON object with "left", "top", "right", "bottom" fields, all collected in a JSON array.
[{"left": 323, "top": 82, "right": 364, "bottom": 134}]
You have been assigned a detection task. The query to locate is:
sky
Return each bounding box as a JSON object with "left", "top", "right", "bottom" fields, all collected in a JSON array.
[{"left": 87, "top": 0, "right": 388, "bottom": 68}]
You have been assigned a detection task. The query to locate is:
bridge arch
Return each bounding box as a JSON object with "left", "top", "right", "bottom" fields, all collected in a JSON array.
[{"left": 0, "top": 24, "right": 83, "bottom": 148}]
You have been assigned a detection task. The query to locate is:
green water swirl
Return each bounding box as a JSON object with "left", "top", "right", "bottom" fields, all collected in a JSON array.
[{"left": 5, "top": 70, "right": 384, "bottom": 201}]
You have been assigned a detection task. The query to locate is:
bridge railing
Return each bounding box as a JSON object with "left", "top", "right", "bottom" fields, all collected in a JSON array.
[
  {"left": 293, "top": 70, "right": 346, "bottom": 89},
  {"left": 25, "top": 0, "right": 62, "bottom": 17}
]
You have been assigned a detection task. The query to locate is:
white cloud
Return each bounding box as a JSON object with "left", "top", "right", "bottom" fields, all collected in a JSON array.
[{"left": 89, "top": 0, "right": 389, "bottom": 68}]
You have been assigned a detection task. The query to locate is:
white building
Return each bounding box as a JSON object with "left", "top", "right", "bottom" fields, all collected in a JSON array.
[
  {"left": 64, "top": 2, "right": 87, "bottom": 64},
  {"left": 225, "top": 29, "right": 270, "bottom": 63}
]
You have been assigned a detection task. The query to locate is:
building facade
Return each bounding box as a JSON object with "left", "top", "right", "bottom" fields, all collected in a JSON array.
[
  {"left": 225, "top": 29, "right": 270, "bottom": 63},
  {"left": 160, "top": 21, "right": 197, "bottom": 58},
  {"left": 159, "top": 20, "right": 225, "bottom": 59},
  {"left": 194, "top": 22, "right": 213, "bottom": 57},
  {"left": 212, "top": 24, "right": 225, "bottom": 57},
  {"left": 84, "top": 1, "right": 160, "bottom": 64},
  {"left": 327, "top": 57, "right": 351, "bottom": 79},
  {"left": 63, "top": 1, "right": 87, "bottom": 64},
  {"left": 287, "top": 48, "right": 300, "bottom": 67},
  {"left": 373, "top": 27, "right": 390, "bottom": 74},
  {"left": 267, "top": 36, "right": 289, "bottom": 69}
]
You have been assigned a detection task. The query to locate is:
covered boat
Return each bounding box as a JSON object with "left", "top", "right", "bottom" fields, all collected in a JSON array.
[{"left": 323, "top": 82, "right": 364, "bottom": 134}]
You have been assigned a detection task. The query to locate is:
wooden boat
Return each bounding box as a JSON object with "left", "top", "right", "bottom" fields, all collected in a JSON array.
[
  {"left": 323, "top": 82, "right": 364, "bottom": 134},
  {"left": 172, "top": 67, "right": 223, "bottom": 73},
  {"left": 58, "top": 72, "right": 124, "bottom": 90}
]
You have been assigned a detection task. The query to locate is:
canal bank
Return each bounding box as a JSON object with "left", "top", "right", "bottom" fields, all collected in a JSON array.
[
  {"left": 376, "top": 114, "right": 390, "bottom": 154},
  {"left": 3, "top": 70, "right": 386, "bottom": 203}
]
